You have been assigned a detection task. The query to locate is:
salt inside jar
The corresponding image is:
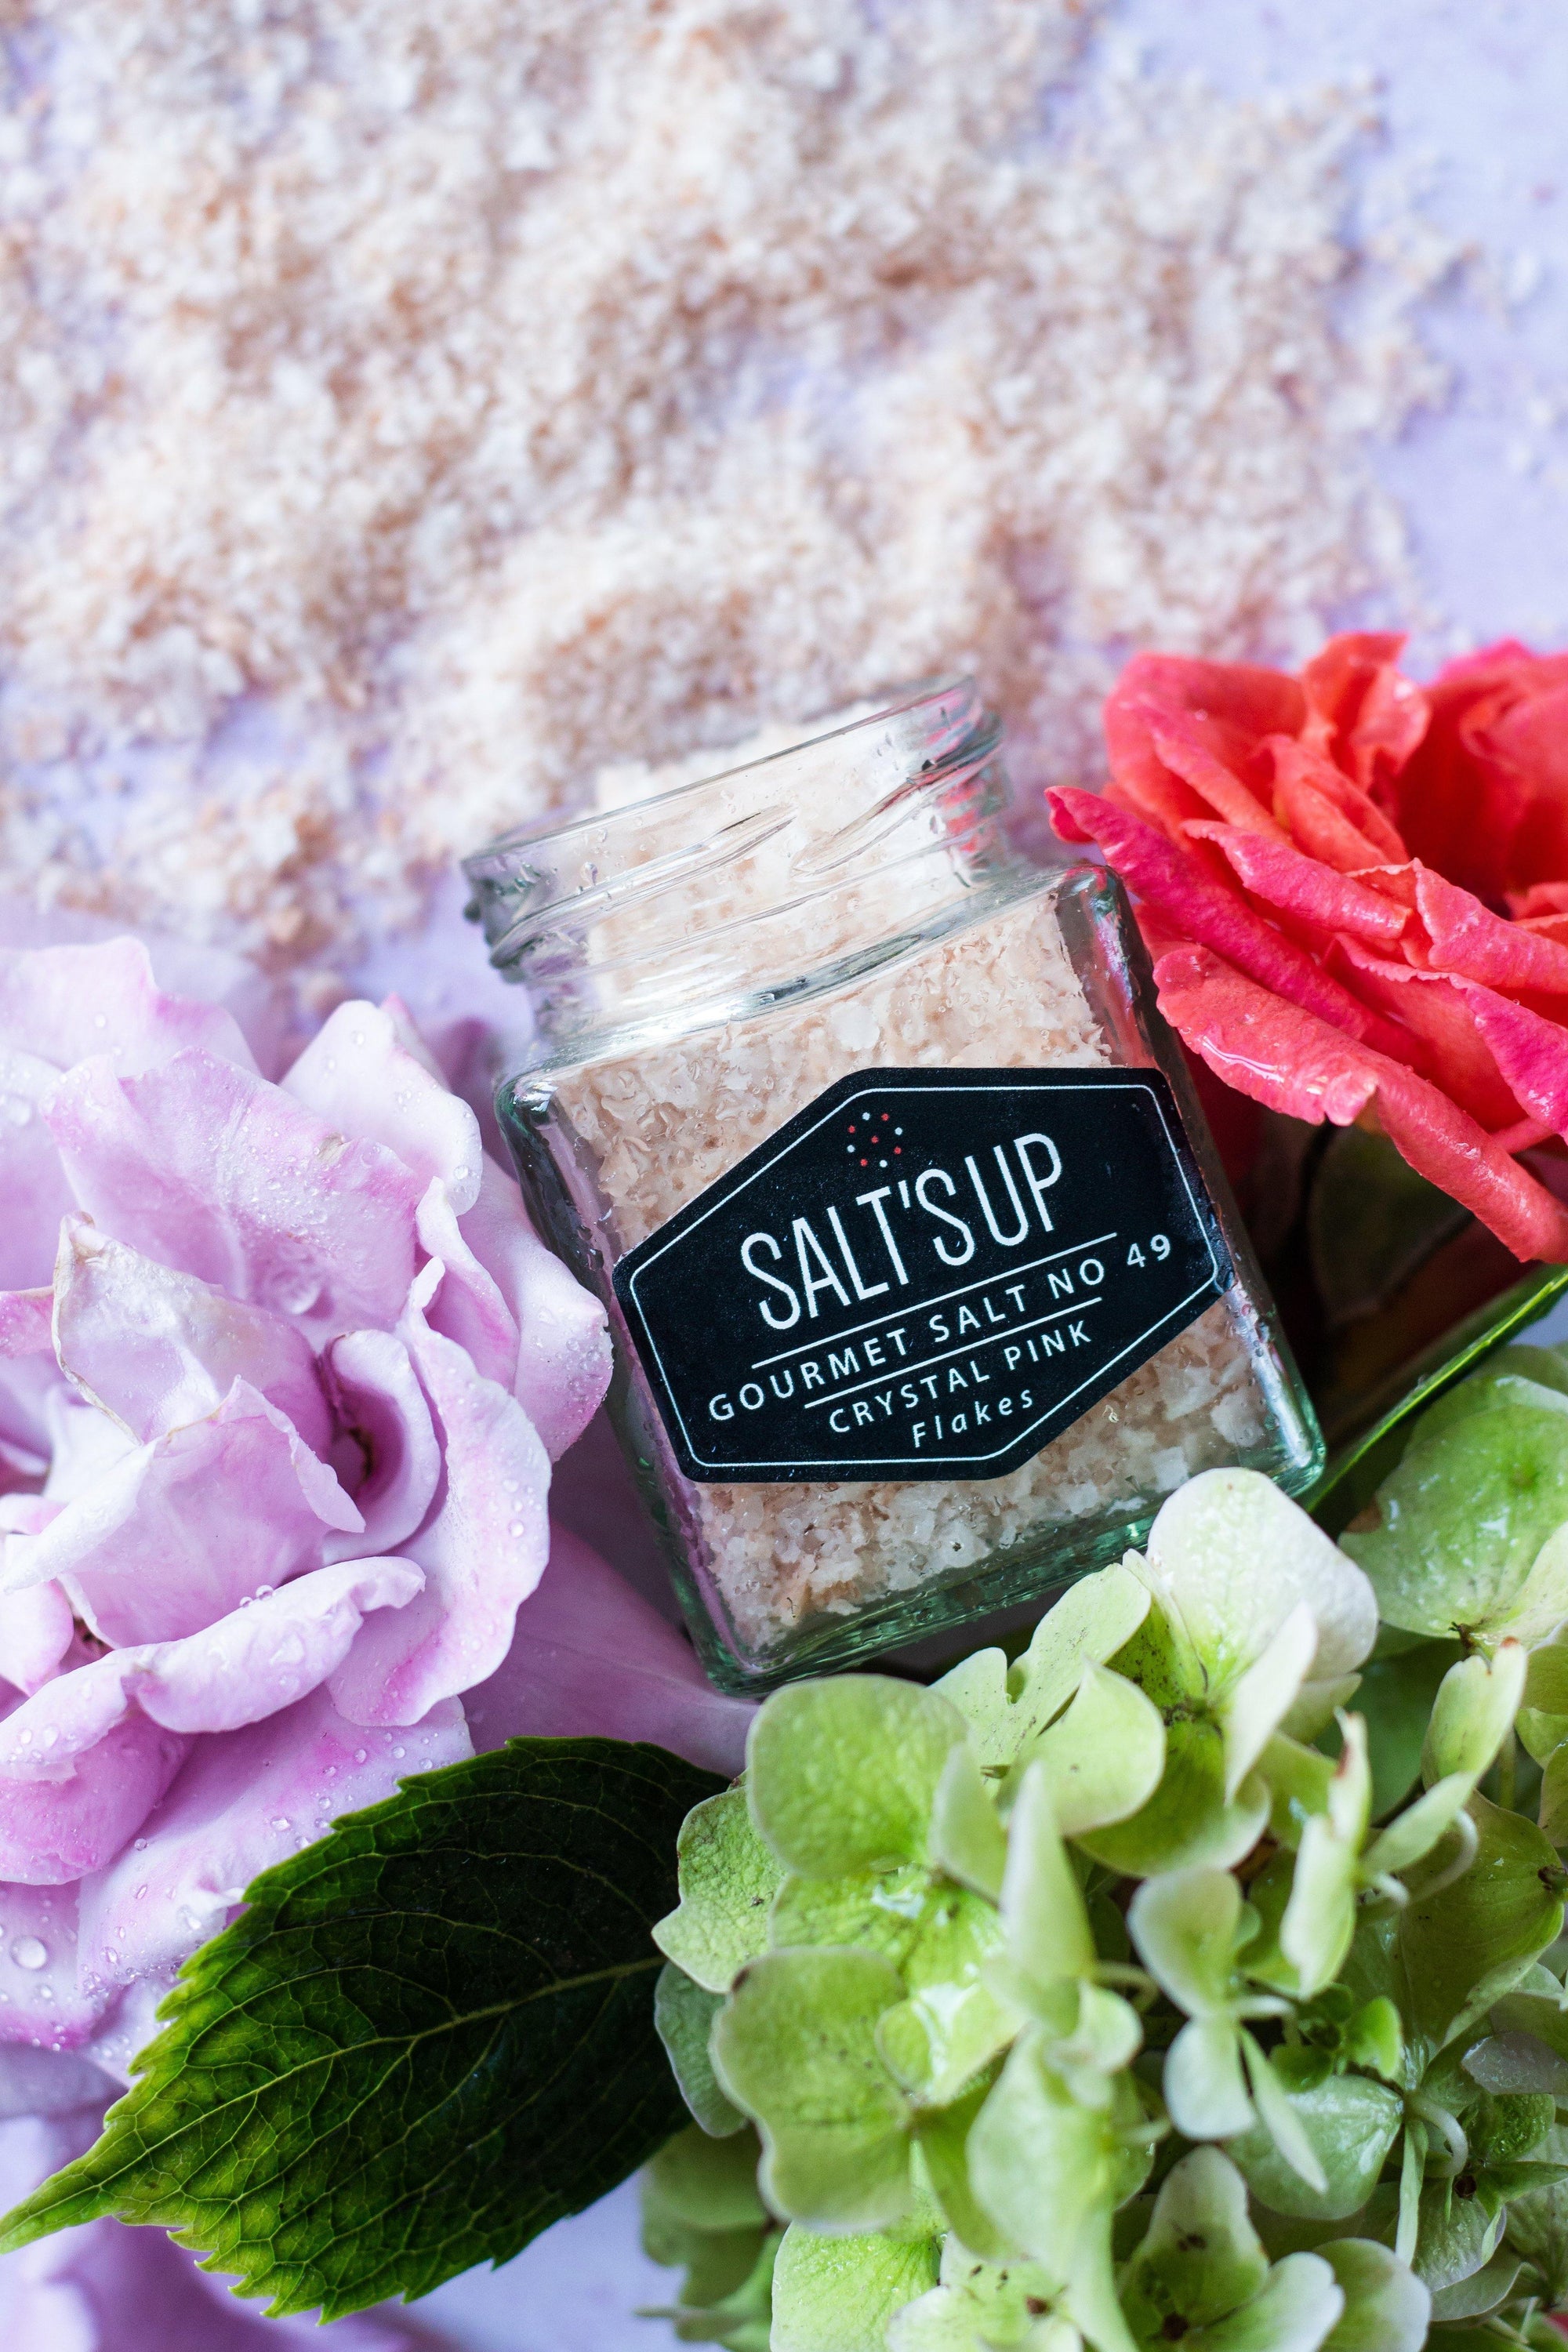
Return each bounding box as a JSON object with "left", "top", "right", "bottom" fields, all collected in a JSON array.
[{"left": 465, "top": 681, "right": 1322, "bottom": 1691}]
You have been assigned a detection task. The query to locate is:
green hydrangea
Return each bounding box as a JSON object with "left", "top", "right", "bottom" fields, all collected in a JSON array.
[{"left": 643, "top": 1347, "right": 1568, "bottom": 2351}]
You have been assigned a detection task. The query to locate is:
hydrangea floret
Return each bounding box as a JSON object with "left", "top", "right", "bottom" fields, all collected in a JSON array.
[{"left": 647, "top": 1388, "right": 1568, "bottom": 2352}]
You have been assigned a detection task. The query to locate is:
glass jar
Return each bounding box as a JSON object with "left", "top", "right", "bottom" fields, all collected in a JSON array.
[{"left": 464, "top": 681, "right": 1323, "bottom": 1693}]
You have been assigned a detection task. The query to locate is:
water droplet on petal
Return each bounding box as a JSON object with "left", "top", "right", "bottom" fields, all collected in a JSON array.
[
  {"left": 392, "top": 1747, "right": 405, "bottom": 1759},
  {"left": 354, "top": 1749, "right": 367, "bottom": 1763},
  {"left": 10, "top": 1937, "right": 45, "bottom": 1970}
]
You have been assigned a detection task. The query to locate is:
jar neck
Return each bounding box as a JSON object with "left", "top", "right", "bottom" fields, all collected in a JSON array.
[{"left": 463, "top": 678, "right": 1015, "bottom": 1057}]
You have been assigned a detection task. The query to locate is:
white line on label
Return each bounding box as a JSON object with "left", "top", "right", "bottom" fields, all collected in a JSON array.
[{"left": 801, "top": 1297, "right": 1104, "bottom": 1410}]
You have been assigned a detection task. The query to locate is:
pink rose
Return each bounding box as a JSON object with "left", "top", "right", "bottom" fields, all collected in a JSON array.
[
  {"left": 0, "top": 934, "right": 630, "bottom": 2065},
  {"left": 1050, "top": 633, "right": 1568, "bottom": 1264}
]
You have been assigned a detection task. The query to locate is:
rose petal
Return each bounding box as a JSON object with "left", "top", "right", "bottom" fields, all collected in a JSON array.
[
  {"left": 76, "top": 1685, "right": 470, "bottom": 1993},
  {"left": 0, "top": 940, "right": 256, "bottom": 1079},
  {"left": 1153, "top": 943, "right": 1568, "bottom": 1261},
  {"left": 0, "top": 1712, "right": 187, "bottom": 1886},
  {"left": 0, "top": 1047, "right": 75, "bottom": 1296},
  {"left": 38, "top": 1389, "right": 135, "bottom": 1505},
  {"left": 52, "top": 1218, "right": 332, "bottom": 1454},
  {"left": 1103, "top": 653, "right": 1305, "bottom": 839},
  {"left": 415, "top": 1178, "right": 520, "bottom": 1391},
  {"left": 1047, "top": 789, "right": 1408, "bottom": 1049},
  {"left": 0, "top": 1561, "right": 424, "bottom": 1773},
  {"left": 1459, "top": 987, "right": 1568, "bottom": 1134},
  {"left": 8, "top": 1381, "right": 362, "bottom": 1647},
  {"left": 1298, "top": 630, "right": 1428, "bottom": 796},
  {"left": 1326, "top": 938, "right": 1520, "bottom": 1129},
  {"left": 321, "top": 1328, "right": 441, "bottom": 1559},
  {"left": 0, "top": 1886, "right": 112, "bottom": 2046},
  {"left": 458, "top": 1156, "right": 612, "bottom": 1461},
  {"left": 282, "top": 997, "right": 483, "bottom": 1215},
  {"left": 1185, "top": 822, "right": 1409, "bottom": 946},
  {"left": 45, "top": 1049, "right": 422, "bottom": 1334},
  {"left": 465, "top": 1525, "right": 752, "bottom": 1779},
  {"left": 0, "top": 1585, "right": 75, "bottom": 1696},
  {"left": 1415, "top": 865, "right": 1568, "bottom": 996},
  {"left": 1149, "top": 717, "right": 1289, "bottom": 840},
  {"left": 0, "top": 1290, "right": 57, "bottom": 1480},
  {"left": 1267, "top": 738, "right": 1402, "bottom": 870},
  {"left": 328, "top": 1279, "right": 550, "bottom": 1726}
]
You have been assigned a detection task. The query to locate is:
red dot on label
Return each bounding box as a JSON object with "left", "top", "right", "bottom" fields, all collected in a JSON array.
[
  {"left": 881, "top": 1112, "right": 890, "bottom": 1120},
  {"left": 859, "top": 1157, "right": 868, "bottom": 1167},
  {"left": 894, "top": 1145, "right": 902, "bottom": 1155}
]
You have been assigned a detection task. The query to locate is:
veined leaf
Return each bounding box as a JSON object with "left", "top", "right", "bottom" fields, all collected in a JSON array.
[{"left": 0, "top": 1737, "right": 722, "bottom": 2318}]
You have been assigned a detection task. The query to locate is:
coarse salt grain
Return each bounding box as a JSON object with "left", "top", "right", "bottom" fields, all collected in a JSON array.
[{"left": 0, "top": 4, "right": 1444, "bottom": 974}]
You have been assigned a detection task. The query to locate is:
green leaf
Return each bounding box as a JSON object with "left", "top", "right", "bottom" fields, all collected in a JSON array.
[
  {"left": 1307, "top": 1264, "right": 1568, "bottom": 1539},
  {"left": 935, "top": 1563, "right": 1150, "bottom": 1769},
  {"left": 711, "top": 1946, "right": 913, "bottom": 2231},
  {"left": 647, "top": 2122, "right": 770, "bottom": 2234},
  {"left": 1340, "top": 1404, "right": 1568, "bottom": 1639},
  {"left": 1031, "top": 1664, "right": 1165, "bottom": 1836},
  {"left": 1127, "top": 1867, "right": 1245, "bottom": 2020},
  {"left": 771, "top": 2220, "right": 941, "bottom": 2352},
  {"left": 1164, "top": 2016, "right": 1254, "bottom": 2141},
  {"left": 966, "top": 2034, "right": 1136, "bottom": 2299},
  {"left": 1396, "top": 1795, "right": 1565, "bottom": 2046},
  {"left": 1316, "top": 2238, "right": 1429, "bottom": 2352},
  {"left": 1343, "top": 1997, "right": 1403, "bottom": 2084},
  {"left": 1119, "top": 2147, "right": 1267, "bottom": 2341},
  {"left": 657, "top": 1964, "right": 746, "bottom": 2136},
  {"left": 1501, "top": 2120, "right": 1568, "bottom": 2307},
  {"left": 1519, "top": 1635, "right": 1568, "bottom": 1766},
  {"left": 1076, "top": 1716, "right": 1269, "bottom": 1879},
  {"left": 1410, "top": 2170, "right": 1504, "bottom": 2292},
  {"left": 0, "top": 1737, "right": 720, "bottom": 2318},
  {"left": 1225, "top": 2075, "right": 1402, "bottom": 2221},
  {"left": 1359, "top": 1771, "right": 1473, "bottom": 1882},
  {"left": 768, "top": 1864, "right": 934, "bottom": 1969},
  {"left": 999, "top": 1762, "right": 1096, "bottom": 1997},
  {"left": 1425, "top": 2246, "right": 1521, "bottom": 2325},
  {"left": 1422, "top": 1643, "right": 1527, "bottom": 1788},
  {"left": 886, "top": 2238, "right": 1072, "bottom": 2351},
  {"left": 1280, "top": 1719, "right": 1370, "bottom": 1998},
  {"left": 929, "top": 1743, "right": 1007, "bottom": 1902},
  {"left": 1341, "top": 1639, "right": 1463, "bottom": 1820},
  {"left": 655, "top": 1788, "right": 785, "bottom": 1994},
  {"left": 1190, "top": 2250, "right": 1342, "bottom": 2352},
  {"left": 640, "top": 2124, "right": 775, "bottom": 2349},
  {"left": 747, "top": 1678, "right": 967, "bottom": 1877}
]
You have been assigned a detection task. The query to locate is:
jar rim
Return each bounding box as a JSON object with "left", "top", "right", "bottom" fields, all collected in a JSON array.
[{"left": 461, "top": 673, "right": 982, "bottom": 880}]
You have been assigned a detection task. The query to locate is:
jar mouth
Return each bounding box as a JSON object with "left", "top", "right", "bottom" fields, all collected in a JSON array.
[
  {"left": 463, "top": 675, "right": 1014, "bottom": 1051},
  {"left": 463, "top": 675, "right": 987, "bottom": 889}
]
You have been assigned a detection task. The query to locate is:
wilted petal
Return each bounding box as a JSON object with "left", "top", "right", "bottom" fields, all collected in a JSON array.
[
  {"left": 9, "top": 1381, "right": 362, "bottom": 1647},
  {"left": 0, "top": 1712, "right": 187, "bottom": 1886},
  {"left": 45, "top": 1049, "right": 421, "bottom": 1333},
  {"left": 459, "top": 1156, "right": 612, "bottom": 1460},
  {"left": 77, "top": 1685, "right": 470, "bottom": 1991},
  {"left": 328, "top": 1283, "right": 549, "bottom": 1726},
  {"left": 283, "top": 997, "right": 483, "bottom": 1214},
  {"left": 321, "top": 1328, "right": 441, "bottom": 1558},
  {"left": 0, "top": 1561, "right": 423, "bottom": 1774},
  {"left": 465, "top": 1526, "right": 753, "bottom": 1779},
  {"left": 416, "top": 1177, "right": 520, "bottom": 1390},
  {"left": 0, "top": 939, "right": 256, "bottom": 1078},
  {"left": 53, "top": 1218, "right": 332, "bottom": 1454}
]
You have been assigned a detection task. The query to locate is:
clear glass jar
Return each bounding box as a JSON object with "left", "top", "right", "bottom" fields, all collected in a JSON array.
[{"left": 465, "top": 681, "right": 1323, "bottom": 1693}]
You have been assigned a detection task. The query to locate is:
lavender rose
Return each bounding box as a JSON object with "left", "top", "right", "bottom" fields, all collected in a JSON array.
[{"left": 0, "top": 935, "right": 628, "bottom": 2063}]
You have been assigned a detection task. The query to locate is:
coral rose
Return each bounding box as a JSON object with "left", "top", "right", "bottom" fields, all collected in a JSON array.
[{"left": 1051, "top": 633, "right": 1568, "bottom": 1264}]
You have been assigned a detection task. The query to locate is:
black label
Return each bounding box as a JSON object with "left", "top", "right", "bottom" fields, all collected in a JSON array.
[{"left": 612, "top": 1067, "right": 1232, "bottom": 1483}]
